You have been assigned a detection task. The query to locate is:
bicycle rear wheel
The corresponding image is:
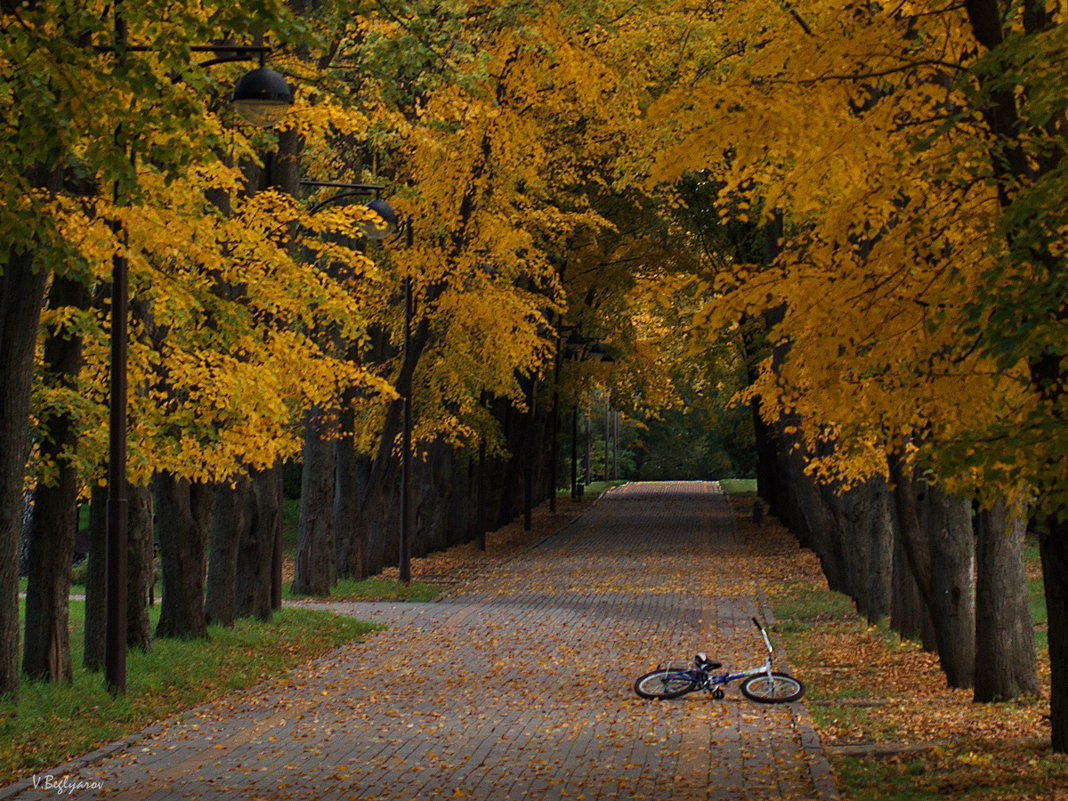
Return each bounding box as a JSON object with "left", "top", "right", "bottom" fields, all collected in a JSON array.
[
  {"left": 740, "top": 671, "right": 805, "bottom": 703},
  {"left": 634, "top": 669, "right": 699, "bottom": 699}
]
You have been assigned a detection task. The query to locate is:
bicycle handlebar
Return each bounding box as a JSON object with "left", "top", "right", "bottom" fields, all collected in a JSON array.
[{"left": 754, "top": 617, "right": 774, "bottom": 654}]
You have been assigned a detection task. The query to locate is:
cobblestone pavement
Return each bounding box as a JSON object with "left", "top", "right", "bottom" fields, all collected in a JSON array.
[{"left": 5, "top": 481, "right": 839, "bottom": 801}]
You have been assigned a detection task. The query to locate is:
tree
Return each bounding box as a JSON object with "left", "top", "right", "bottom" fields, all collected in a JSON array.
[
  {"left": 975, "top": 500, "right": 1040, "bottom": 701},
  {"left": 1, "top": 0, "right": 384, "bottom": 673},
  {"left": 632, "top": 0, "right": 1050, "bottom": 709},
  {"left": 21, "top": 275, "right": 89, "bottom": 682}
]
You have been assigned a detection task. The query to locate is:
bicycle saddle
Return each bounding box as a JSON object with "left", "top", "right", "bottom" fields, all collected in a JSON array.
[{"left": 695, "top": 652, "right": 722, "bottom": 669}]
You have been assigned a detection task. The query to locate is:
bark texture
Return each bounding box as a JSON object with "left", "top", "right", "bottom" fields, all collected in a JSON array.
[
  {"left": 234, "top": 466, "right": 280, "bottom": 620},
  {"left": 205, "top": 478, "right": 250, "bottom": 627},
  {"left": 974, "top": 500, "right": 1039, "bottom": 701},
  {"left": 155, "top": 474, "right": 212, "bottom": 639},
  {"left": 21, "top": 275, "right": 89, "bottom": 682},
  {"left": 83, "top": 484, "right": 108, "bottom": 670},
  {"left": 126, "top": 483, "right": 153, "bottom": 651},
  {"left": 0, "top": 187, "right": 55, "bottom": 696},
  {"left": 293, "top": 411, "right": 337, "bottom": 596}
]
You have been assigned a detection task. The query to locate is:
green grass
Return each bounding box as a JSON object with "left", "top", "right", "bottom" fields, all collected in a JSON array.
[
  {"left": 285, "top": 577, "right": 444, "bottom": 602},
  {"left": 832, "top": 739, "right": 1065, "bottom": 801},
  {"left": 768, "top": 581, "right": 857, "bottom": 629},
  {"left": 1, "top": 599, "right": 378, "bottom": 786},
  {"left": 580, "top": 480, "right": 626, "bottom": 495},
  {"left": 769, "top": 540, "right": 1060, "bottom": 801},
  {"left": 719, "top": 478, "right": 758, "bottom": 495}
]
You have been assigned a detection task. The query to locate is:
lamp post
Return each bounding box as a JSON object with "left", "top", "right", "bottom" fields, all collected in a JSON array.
[
  {"left": 400, "top": 269, "right": 413, "bottom": 583},
  {"left": 265, "top": 181, "right": 389, "bottom": 605},
  {"left": 358, "top": 199, "right": 415, "bottom": 583},
  {"left": 305, "top": 191, "right": 413, "bottom": 582},
  {"left": 324, "top": 192, "right": 413, "bottom": 583},
  {"left": 103, "top": 42, "right": 293, "bottom": 695},
  {"left": 370, "top": 205, "right": 416, "bottom": 584},
  {"left": 563, "top": 331, "right": 586, "bottom": 501}
]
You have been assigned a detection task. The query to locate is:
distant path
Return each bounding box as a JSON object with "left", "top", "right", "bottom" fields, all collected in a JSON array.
[{"left": 5, "top": 481, "right": 839, "bottom": 800}]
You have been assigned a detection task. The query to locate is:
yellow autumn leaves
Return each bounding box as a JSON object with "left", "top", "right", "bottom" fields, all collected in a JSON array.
[
  {"left": 12, "top": 0, "right": 1063, "bottom": 503},
  {"left": 635, "top": 0, "right": 1068, "bottom": 503}
]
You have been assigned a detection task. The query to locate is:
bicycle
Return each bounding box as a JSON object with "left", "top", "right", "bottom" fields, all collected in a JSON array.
[{"left": 633, "top": 617, "right": 805, "bottom": 703}]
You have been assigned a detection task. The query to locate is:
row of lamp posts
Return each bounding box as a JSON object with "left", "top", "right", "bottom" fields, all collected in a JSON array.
[
  {"left": 560, "top": 330, "right": 615, "bottom": 503},
  {"left": 102, "top": 36, "right": 618, "bottom": 693}
]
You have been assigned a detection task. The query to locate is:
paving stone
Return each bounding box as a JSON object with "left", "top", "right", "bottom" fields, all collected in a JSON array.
[{"left": 3, "top": 481, "right": 839, "bottom": 801}]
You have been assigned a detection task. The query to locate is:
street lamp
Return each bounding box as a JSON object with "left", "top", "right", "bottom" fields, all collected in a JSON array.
[
  {"left": 361, "top": 198, "right": 402, "bottom": 241},
  {"left": 231, "top": 66, "right": 295, "bottom": 127},
  {"left": 267, "top": 181, "right": 392, "bottom": 603},
  {"left": 295, "top": 188, "right": 413, "bottom": 582},
  {"left": 104, "top": 43, "right": 292, "bottom": 695},
  {"left": 361, "top": 199, "right": 417, "bottom": 583},
  {"left": 350, "top": 196, "right": 413, "bottom": 580}
]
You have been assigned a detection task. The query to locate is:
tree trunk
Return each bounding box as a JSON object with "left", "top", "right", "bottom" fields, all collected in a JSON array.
[
  {"left": 205, "top": 478, "right": 250, "bottom": 628},
  {"left": 925, "top": 484, "right": 976, "bottom": 689},
  {"left": 864, "top": 480, "right": 895, "bottom": 624},
  {"left": 450, "top": 453, "right": 475, "bottom": 549},
  {"left": 974, "top": 499, "right": 1039, "bottom": 701},
  {"left": 890, "top": 528, "right": 936, "bottom": 650},
  {"left": 889, "top": 457, "right": 931, "bottom": 644},
  {"left": 417, "top": 440, "right": 451, "bottom": 557},
  {"left": 334, "top": 406, "right": 361, "bottom": 580},
  {"left": 21, "top": 274, "right": 89, "bottom": 682},
  {"left": 826, "top": 479, "right": 893, "bottom": 625},
  {"left": 83, "top": 483, "right": 108, "bottom": 670},
  {"left": 1041, "top": 516, "right": 1068, "bottom": 753},
  {"left": 126, "top": 482, "right": 153, "bottom": 651},
  {"left": 293, "top": 411, "right": 337, "bottom": 596},
  {"left": 889, "top": 454, "right": 975, "bottom": 687},
  {"left": 0, "top": 239, "right": 52, "bottom": 698},
  {"left": 362, "top": 468, "right": 400, "bottom": 577},
  {"left": 785, "top": 442, "right": 845, "bottom": 593},
  {"left": 21, "top": 481, "right": 77, "bottom": 683},
  {"left": 155, "top": 473, "right": 212, "bottom": 639},
  {"left": 235, "top": 465, "right": 280, "bottom": 621}
]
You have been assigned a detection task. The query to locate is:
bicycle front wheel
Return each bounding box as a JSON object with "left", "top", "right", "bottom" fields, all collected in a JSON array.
[
  {"left": 740, "top": 672, "right": 805, "bottom": 703},
  {"left": 634, "top": 669, "right": 699, "bottom": 699}
]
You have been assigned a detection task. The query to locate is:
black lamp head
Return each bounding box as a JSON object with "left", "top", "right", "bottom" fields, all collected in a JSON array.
[
  {"left": 231, "top": 67, "right": 294, "bottom": 126},
  {"left": 361, "top": 198, "right": 400, "bottom": 240}
]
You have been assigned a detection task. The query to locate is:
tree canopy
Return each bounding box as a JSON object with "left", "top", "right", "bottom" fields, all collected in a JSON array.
[{"left": 3, "top": 0, "right": 1068, "bottom": 752}]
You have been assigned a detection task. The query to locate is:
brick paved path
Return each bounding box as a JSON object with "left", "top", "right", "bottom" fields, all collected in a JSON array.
[{"left": 6, "top": 481, "right": 838, "bottom": 801}]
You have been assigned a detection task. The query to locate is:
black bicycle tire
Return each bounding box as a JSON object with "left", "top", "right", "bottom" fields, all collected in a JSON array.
[
  {"left": 740, "top": 671, "right": 805, "bottom": 703},
  {"left": 634, "top": 669, "right": 699, "bottom": 699}
]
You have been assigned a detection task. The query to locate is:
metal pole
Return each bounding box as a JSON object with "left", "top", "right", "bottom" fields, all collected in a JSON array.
[
  {"left": 604, "top": 394, "right": 610, "bottom": 483},
  {"left": 613, "top": 410, "right": 619, "bottom": 480},
  {"left": 105, "top": 208, "right": 128, "bottom": 695},
  {"left": 550, "top": 391, "right": 559, "bottom": 512},
  {"left": 584, "top": 396, "right": 591, "bottom": 486},
  {"left": 399, "top": 275, "right": 412, "bottom": 583},
  {"left": 570, "top": 408, "right": 578, "bottom": 500},
  {"left": 477, "top": 437, "right": 487, "bottom": 551},
  {"left": 523, "top": 386, "right": 533, "bottom": 531}
]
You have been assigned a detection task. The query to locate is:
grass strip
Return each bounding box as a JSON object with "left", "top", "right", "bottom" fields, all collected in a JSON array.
[
  {"left": 718, "top": 478, "right": 758, "bottom": 495},
  {"left": 285, "top": 577, "right": 445, "bottom": 602},
  {"left": 758, "top": 522, "right": 1062, "bottom": 801},
  {"left": 0, "top": 603, "right": 377, "bottom": 787}
]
